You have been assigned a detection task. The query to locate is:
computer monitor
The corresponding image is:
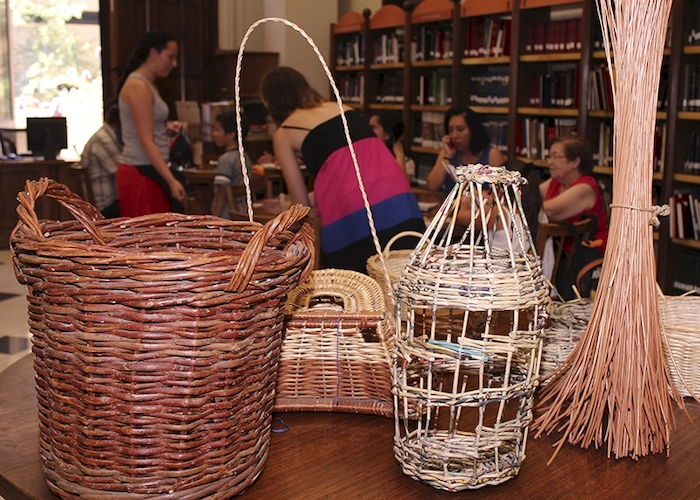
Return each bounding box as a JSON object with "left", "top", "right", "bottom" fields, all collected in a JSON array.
[{"left": 26, "top": 117, "right": 68, "bottom": 159}]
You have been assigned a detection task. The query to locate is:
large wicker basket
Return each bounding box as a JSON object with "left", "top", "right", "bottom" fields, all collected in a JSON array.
[
  {"left": 10, "top": 179, "right": 314, "bottom": 499},
  {"left": 274, "top": 269, "right": 393, "bottom": 417}
]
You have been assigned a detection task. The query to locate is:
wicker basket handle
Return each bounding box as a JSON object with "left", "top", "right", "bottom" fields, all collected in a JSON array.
[
  {"left": 382, "top": 231, "right": 424, "bottom": 255},
  {"left": 226, "top": 204, "right": 314, "bottom": 292},
  {"left": 15, "top": 178, "right": 106, "bottom": 245}
]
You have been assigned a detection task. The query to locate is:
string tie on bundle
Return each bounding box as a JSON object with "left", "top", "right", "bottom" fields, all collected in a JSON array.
[{"left": 609, "top": 203, "right": 670, "bottom": 227}]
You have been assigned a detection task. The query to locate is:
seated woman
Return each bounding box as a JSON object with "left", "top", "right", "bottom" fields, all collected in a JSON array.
[
  {"left": 539, "top": 135, "right": 609, "bottom": 253},
  {"left": 426, "top": 106, "right": 506, "bottom": 195}
]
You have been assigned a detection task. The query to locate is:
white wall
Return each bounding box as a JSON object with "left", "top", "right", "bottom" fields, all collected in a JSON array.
[{"left": 219, "top": 0, "right": 381, "bottom": 97}]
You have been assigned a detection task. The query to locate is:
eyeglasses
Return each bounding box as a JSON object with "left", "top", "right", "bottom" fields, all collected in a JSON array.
[{"left": 545, "top": 154, "right": 566, "bottom": 161}]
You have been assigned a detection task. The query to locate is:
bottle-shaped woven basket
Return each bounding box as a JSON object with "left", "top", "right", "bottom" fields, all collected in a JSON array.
[
  {"left": 392, "top": 164, "right": 550, "bottom": 491},
  {"left": 10, "top": 182, "right": 314, "bottom": 494}
]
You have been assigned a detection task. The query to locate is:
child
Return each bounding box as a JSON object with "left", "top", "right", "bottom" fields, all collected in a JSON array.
[{"left": 210, "top": 110, "right": 252, "bottom": 218}]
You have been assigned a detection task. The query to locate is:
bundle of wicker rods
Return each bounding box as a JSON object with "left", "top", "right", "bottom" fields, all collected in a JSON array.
[
  {"left": 533, "top": 0, "right": 685, "bottom": 461},
  {"left": 10, "top": 178, "right": 314, "bottom": 499}
]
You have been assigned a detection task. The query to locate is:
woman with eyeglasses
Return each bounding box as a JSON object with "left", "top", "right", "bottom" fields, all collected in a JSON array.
[
  {"left": 425, "top": 106, "right": 506, "bottom": 195},
  {"left": 540, "top": 134, "right": 609, "bottom": 252}
]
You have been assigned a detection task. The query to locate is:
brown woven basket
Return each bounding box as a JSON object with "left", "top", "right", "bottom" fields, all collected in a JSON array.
[
  {"left": 659, "top": 293, "right": 700, "bottom": 398},
  {"left": 10, "top": 178, "right": 314, "bottom": 499},
  {"left": 274, "top": 269, "right": 393, "bottom": 417}
]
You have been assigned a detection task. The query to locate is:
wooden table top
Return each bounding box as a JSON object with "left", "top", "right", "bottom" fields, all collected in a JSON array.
[{"left": 2, "top": 353, "right": 699, "bottom": 499}]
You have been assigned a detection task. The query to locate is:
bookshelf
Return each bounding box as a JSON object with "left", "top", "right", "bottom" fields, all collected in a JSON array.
[{"left": 329, "top": 0, "right": 700, "bottom": 293}]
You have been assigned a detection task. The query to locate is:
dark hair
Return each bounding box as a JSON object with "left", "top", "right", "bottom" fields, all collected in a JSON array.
[
  {"left": 216, "top": 110, "right": 249, "bottom": 140},
  {"left": 104, "top": 97, "right": 119, "bottom": 126},
  {"left": 550, "top": 134, "right": 594, "bottom": 175},
  {"left": 444, "top": 106, "right": 490, "bottom": 155},
  {"left": 116, "top": 31, "right": 176, "bottom": 96},
  {"left": 371, "top": 111, "right": 403, "bottom": 144},
  {"left": 505, "top": 159, "right": 543, "bottom": 241},
  {"left": 260, "top": 66, "right": 324, "bottom": 126}
]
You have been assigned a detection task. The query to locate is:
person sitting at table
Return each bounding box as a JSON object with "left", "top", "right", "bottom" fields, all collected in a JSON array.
[
  {"left": 210, "top": 110, "right": 252, "bottom": 218},
  {"left": 80, "top": 99, "right": 122, "bottom": 218},
  {"left": 426, "top": 106, "right": 506, "bottom": 196},
  {"left": 260, "top": 66, "right": 425, "bottom": 273},
  {"left": 540, "top": 134, "right": 608, "bottom": 253}
]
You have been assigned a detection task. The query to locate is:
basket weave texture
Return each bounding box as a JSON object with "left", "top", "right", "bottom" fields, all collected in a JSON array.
[
  {"left": 10, "top": 178, "right": 314, "bottom": 499},
  {"left": 274, "top": 269, "right": 393, "bottom": 417},
  {"left": 392, "top": 165, "right": 550, "bottom": 491},
  {"left": 659, "top": 294, "right": 700, "bottom": 398},
  {"left": 540, "top": 299, "right": 592, "bottom": 381}
]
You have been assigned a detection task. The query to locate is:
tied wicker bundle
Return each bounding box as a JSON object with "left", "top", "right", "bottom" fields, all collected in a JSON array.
[
  {"left": 533, "top": 0, "right": 684, "bottom": 461},
  {"left": 10, "top": 178, "right": 314, "bottom": 499}
]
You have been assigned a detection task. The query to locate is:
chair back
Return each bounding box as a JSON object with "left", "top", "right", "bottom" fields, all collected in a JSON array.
[
  {"left": 70, "top": 162, "right": 96, "bottom": 207},
  {"left": 536, "top": 218, "right": 592, "bottom": 285}
]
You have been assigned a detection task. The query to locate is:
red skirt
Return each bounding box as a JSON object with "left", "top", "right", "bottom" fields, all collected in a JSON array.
[{"left": 116, "top": 164, "right": 172, "bottom": 217}]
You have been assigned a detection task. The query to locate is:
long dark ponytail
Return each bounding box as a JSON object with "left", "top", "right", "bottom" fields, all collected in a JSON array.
[{"left": 116, "top": 31, "right": 175, "bottom": 96}]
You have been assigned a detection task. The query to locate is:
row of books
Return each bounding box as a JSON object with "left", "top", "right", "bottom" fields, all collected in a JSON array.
[
  {"left": 374, "top": 29, "right": 405, "bottom": 64},
  {"left": 669, "top": 189, "right": 700, "bottom": 240},
  {"left": 588, "top": 64, "right": 613, "bottom": 111},
  {"left": 674, "top": 250, "right": 700, "bottom": 293},
  {"left": 591, "top": 120, "right": 613, "bottom": 167},
  {"left": 684, "top": 131, "right": 700, "bottom": 175},
  {"left": 411, "top": 26, "right": 453, "bottom": 62},
  {"left": 516, "top": 117, "right": 577, "bottom": 159},
  {"left": 527, "top": 67, "right": 579, "bottom": 109},
  {"left": 337, "top": 74, "right": 364, "bottom": 104},
  {"left": 336, "top": 34, "right": 364, "bottom": 67},
  {"left": 681, "top": 64, "right": 700, "bottom": 112},
  {"left": 688, "top": 0, "right": 700, "bottom": 46},
  {"left": 375, "top": 72, "right": 404, "bottom": 104},
  {"left": 482, "top": 118, "right": 508, "bottom": 156},
  {"left": 463, "top": 18, "right": 510, "bottom": 58},
  {"left": 523, "top": 19, "right": 582, "bottom": 54},
  {"left": 413, "top": 111, "right": 445, "bottom": 149},
  {"left": 416, "top": 69, "right": 452, "bottom": 106},
  {"left": 469, "top": 73, "right": 509, "bottom": 106}
]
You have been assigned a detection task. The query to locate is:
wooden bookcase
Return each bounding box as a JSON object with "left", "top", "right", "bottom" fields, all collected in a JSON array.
[{"left": 330, "top": 0, "right": 700, "bottom": 294}]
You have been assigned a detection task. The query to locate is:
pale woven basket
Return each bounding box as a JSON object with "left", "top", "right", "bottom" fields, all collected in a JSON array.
[
  {"left": 393, "top": 164, "right": 550, "bottom": 491},
  {"left": 659, "top": 293, "right": 700, "bottom": 398},
  {"left": 367, "top": 230, "right": 424, "bottom": 305},
  {"left": 275, "top": 269, "right": 393, "bottom": 416},
  {"left": 540, "top": 299, "right": 592, "bottom": 381}
]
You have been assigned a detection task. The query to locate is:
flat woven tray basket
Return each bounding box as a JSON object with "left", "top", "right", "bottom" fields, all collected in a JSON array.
[
  {"left": 274, "top": 268, "right": 393, "bottom": 417},
  {"left": 10, "top": 179, "right": 314, "bottom": 499}
]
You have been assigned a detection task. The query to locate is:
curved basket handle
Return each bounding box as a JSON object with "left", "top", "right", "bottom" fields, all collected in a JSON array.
[
  {"left": 226, "top": 204, "right": 314, "bottom": 292},
  {"left": 382, "top": 231, "right": 424, "bottom": 254},
  {"left": 14, "top": 178, "right": 106, "bottom": 245}
]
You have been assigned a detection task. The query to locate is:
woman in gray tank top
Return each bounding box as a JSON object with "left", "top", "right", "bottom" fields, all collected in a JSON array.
[{"left": 115, "top": 31, "right": 186, "bottom": 216}]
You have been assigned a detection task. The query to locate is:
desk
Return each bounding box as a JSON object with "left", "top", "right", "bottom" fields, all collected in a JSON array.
[
  {"left": 2, "top": 353, "right": 700, "bottom": 500},
  {"left": 0, "top": 159, "right": 78, "bottom": 246}
]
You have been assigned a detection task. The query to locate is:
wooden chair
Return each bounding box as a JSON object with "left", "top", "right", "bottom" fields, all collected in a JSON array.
[
  {"left": 69, "top": 162, "right": 96, "bottom": 207},
  {"left": 227, "top": 176, "right": 272, "bottom": 223},
  {"left": 535, "top": 218, "right": 592, "bottom": 285}
]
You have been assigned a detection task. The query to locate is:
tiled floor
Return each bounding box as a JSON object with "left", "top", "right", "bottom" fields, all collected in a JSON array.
[{"left": 0, "top": 249, "right": 32, "bottom": 375}]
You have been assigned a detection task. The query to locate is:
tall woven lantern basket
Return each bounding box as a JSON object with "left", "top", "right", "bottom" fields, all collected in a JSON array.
[
  {"left": 10, "top": 179, "right": 314, "bottom": 499},
  {"left": 392, "top": 164, "right": 550, "bottom": 491}
]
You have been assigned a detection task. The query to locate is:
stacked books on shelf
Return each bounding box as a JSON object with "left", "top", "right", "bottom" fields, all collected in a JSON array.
[
  {"left": 654, "top": 122, "right": 667, "bottom": 173},
  {"left": 589, "top": 63, "right": 614, "bottom": 111},
  {"left": 411, "top": 25, "right": 453, "bottom": 61},
  {"left": 463, "top": 18, "right": 511, "bottom": 58},
  {"left": 669, "top": 188, "right": 700, "bottom": 240},
  {"left": 469, "top": 71, "right": 509, "bottom": 106},
  {"left": 337, "top": 74, "right": 364, "bottom": 104},
  {"left": 528, "top": 66, "right": 579, "bottom": 109},
  {"left": 674, "top": 250, "right": 700, "bottom": 293},
  {"left": 688, "top": 0, "right": 700, "bottom": 46},
  {"left": 592, "top": 121, "right": 613, "bottom": 167},
  {"left": 374, "top": 29, "right": 405, "bottom": 64},
  {"left": 336, "top": 34, "right": 365, "bottom": 66},
  {"left": 375, "top": 72, "right": 404, "bottom": 103},
  {"left": 682, "top": 63, "right": 700, "bottom": 112},
  {"left": 684, "top": 131, "right": 700, "bottom": 174},
  {"left": 482, "top": 117, "right": 508, "bottom": 155},
  {"left": 416, "top": 69, "right": 452, "bottom": 106},
  {"left": 413, "top": 111, "right": 445, "bottom": 149},
  {"left": 523, "top": 18, "right": 582, "bottom": 54},
  {"left": 516, "top": 117, "right": 577, "bottom": 159}
]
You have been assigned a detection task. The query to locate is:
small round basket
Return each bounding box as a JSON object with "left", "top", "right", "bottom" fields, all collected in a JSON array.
[
  {"left": 366, "top": 230, "right": 423, "bottom": 307},
  {"left": 10, "top": 179, "right": 314, "bottom": 499},
  {"left": 540, "top": 299, "right": 592, "bottom": 382}
]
